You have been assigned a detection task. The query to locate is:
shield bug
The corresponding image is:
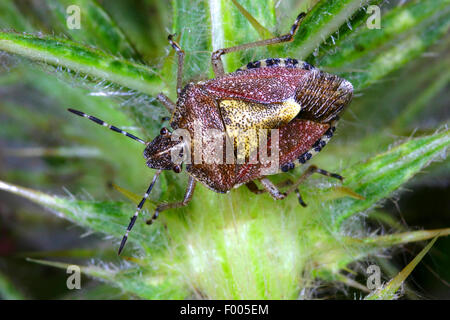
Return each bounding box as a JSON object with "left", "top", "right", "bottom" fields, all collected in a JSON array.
[{"left": 68, "top": 12, "right": 353, "bottom": 254}]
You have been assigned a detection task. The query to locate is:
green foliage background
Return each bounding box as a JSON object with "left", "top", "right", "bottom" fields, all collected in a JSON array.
[{"left": 0, "top": 0, "right": 449, "bottom": 299}]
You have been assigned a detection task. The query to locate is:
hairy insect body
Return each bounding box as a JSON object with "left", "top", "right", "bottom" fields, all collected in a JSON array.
[
  {"left": 68, "top": 12, "right": 355, "bottom": 254},
  {"left": 170, "top": 59, "right": 353, "bottom": 193}
]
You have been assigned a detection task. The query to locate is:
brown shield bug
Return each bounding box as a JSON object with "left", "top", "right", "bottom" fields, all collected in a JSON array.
[{"left": 68, "top": 12, "right": 353, "bottom": 254}]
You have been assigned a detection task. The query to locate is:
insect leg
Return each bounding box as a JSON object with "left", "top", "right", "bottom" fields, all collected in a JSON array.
[
  {"left": 211, "top": 12, "right": 306, "bottom": 77},
  {"left": 284, "top": 165, "right": 343, "bottom": 198},
  {"left": 168, "top": 34, "right": 185, "bottom": 96},
  {"left": 246, "top": 179, "right": 307, "bottom": 206},
  {"left": 259, "top": 178, "right": 286, "bottom": 200},
  {"left": 146, "top": 176, "right": 196, "bottom": 225},
  {"left": 246, "top": 179, "right": 293, "bottom": 194},
  {"left": 118, "top": 170, "right": 162, "bottom": 255},
  {"left": 68, "top": 109, "right": 146, "bottom": 145},
  {"left": 157, "top": 93, "right": 176, "bottom": 113},
  {"left": 245, "top": 181, "right": 265, "bottom": 194}
]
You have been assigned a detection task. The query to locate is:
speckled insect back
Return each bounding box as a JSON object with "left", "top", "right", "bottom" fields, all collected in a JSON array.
[{"left": 68, "top": 12, "right": 353, "bottom": 255}]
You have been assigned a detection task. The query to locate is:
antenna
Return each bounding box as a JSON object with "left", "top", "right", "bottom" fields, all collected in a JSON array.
[
  {"left": 118, "top": 170, "right": 162, "bottom": 255},
  {"left": 68, "top": 108, "right": 146, "bottom": 145}
]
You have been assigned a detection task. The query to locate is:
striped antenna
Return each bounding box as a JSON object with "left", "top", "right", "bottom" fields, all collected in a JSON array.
[
  {"left": 68, "top": 108, "right": 146, "bottom": 145},
  {"left": 118, "top": 170, "right": 162, "bottom": 255}
]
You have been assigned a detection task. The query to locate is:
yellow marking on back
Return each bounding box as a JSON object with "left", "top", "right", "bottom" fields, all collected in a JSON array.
[{"left": 219, "top": 98, "right": 301, "bottom": 158}]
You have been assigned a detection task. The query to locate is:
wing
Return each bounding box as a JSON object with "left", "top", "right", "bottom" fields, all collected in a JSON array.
[
  {"left": 201, "top": 62, "right": 353, "bottom": 124},
  {"left": 201, "top": 66, "right": 309, "bottom": 157},
  {"left": 200, "top": 66, "right": 310, "bottom": 104},
  {"left": 234, "top": 119, "right": 330, "bottom": 185}
]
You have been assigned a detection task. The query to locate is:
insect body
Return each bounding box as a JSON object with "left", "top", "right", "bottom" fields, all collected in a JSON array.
[{"left": 68, "top": 12, "right": 353, "bottom": 254}]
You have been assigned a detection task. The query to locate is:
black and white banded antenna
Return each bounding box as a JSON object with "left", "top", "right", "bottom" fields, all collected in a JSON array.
[
  {"left": 118, "top": 169, "right": 161, "bottom": 255},
  {"left": 68, "top": 108, "right": 160, "bottom": 255},
  {"left": 67, "top": 108, "right": 146, "bottom": 145}
]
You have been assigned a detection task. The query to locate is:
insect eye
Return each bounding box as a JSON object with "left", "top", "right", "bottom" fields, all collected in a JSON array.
[
  {"left": 160, "top": 127, "right": 169, "bottom": 136},
  {"left": 173, "top": 165, "right": 182, "bottom": 173}
]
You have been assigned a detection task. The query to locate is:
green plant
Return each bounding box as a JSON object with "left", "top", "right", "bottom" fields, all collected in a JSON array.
[{"left": 0, "top": 0, "right": 449, "bottom": 299}]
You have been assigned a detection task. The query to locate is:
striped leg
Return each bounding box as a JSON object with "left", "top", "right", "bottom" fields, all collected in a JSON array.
[
  {"left": 255, "top": 165, "right": 343, "bottom": 206},
  {"left": 118, "top": 170, "right": 162, "bottom": 255},
  {"left": 67, "top": 109, "right": 146, "bottom": 145},
  {"left": 146, "top": 176, "right": 196, "bottom": 225},
  {"left": 284, "top": 165, "right": 343, "bottom": 198},
  {"left": 281, "top": 165, "right": 343, "bottom": 205},
  {"left": 211, "top": 12, "right": 306, "bottom": 77},
  {"left": 246, "top": 180, "right": 308, "bottom": 207}
]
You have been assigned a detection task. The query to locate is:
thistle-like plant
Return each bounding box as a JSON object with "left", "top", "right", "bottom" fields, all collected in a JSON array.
[{"left": 0, "top": 0, "right": 449, "bottom": 299}]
